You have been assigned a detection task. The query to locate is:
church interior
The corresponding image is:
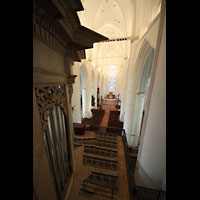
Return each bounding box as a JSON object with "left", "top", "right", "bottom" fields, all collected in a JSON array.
[{"left": 33, "top": 0, "right": 166, "bottom": 199}]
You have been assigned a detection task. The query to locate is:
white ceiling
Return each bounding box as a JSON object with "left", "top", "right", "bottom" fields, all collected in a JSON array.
[
  {"left": 77, "top": 0, "right": 161, "bottom": 85},
  {"left": 78, "top": 0, "right": 134, "bottom": 39}
]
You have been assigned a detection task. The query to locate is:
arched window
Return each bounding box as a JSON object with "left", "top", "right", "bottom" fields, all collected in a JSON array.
[{"left": 108, "top": 66, "right": 116, "bottom": 92}]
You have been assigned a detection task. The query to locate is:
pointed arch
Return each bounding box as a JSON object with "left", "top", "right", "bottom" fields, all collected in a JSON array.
[
  {"left": 135, "top": 39, "right": 152, "bottom": 75},
  {"left": 131, "top": 44, "right": 155, "bottom": 147}
]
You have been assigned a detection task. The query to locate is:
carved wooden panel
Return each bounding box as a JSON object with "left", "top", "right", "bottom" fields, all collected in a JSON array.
[
  {"left": 35, "top": 85, "right": 68, "bottom": 131},
  {"left": 33, "top": 0, "right": 108, "bottom": 61},
  {"left": 34, "top": 84, "right": 74, "bottom": 199}
]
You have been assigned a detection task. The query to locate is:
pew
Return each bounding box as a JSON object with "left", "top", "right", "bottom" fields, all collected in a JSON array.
[{"left": 73, "top": 123, "right": 85, "bottom": 135}]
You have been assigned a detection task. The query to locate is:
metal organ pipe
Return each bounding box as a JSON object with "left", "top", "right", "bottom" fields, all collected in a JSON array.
[{"left": 43, "top": 105, "right": 72, "bottom": 200}]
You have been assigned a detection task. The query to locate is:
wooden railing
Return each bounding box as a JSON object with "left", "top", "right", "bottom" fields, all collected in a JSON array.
[
  {"left": 122, "top": 130, "right": 136, "bottom": 200},
  {"left": 134, "top": 186, "right": 166, "bottom": 200},
  {"left": 122, "top": 129, "right": 166, "bottom": 200}
]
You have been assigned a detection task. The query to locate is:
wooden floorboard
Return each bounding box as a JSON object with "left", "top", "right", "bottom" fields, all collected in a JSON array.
[{"left": 69, "top": 99, "right": 130, "bottom": 200}]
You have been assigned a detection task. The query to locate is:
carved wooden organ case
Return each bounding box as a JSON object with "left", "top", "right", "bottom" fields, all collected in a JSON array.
[
  {"left": 33, "top": 0, "right": 108, "bottom": 199},
  {"left": 35, "top": 83, "right": 72, "bottom": 199},
  {"left": 33, "top": 70, "right": 78, "bottom": 200}
]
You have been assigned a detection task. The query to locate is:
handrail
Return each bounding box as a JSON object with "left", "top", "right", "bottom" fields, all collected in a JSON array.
[
  {"left": 122, "top": 129, "right": 166, "bottom": 200},
  {"left": 134, "top": 186, "right": 166, "bottom": 200},
  {"left": 122, "top": 129, "right": 136, "bottom": 200}
]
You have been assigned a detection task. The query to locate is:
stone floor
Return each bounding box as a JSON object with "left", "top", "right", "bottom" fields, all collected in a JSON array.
[{"left": 68, "top": 99, "right": 130, "bottom": 200}]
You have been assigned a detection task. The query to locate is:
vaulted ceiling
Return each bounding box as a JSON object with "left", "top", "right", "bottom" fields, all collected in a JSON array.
[
  {"left": 77, "top": 0, "right": 161, "bottom": 78},
  {"left": 78, "top": 0, "right": 161, "bottom": 40},
  {"left": 77, "top": 0, "right": 133, "bottom": 39}
]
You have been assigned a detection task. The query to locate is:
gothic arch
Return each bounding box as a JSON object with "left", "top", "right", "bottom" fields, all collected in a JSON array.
[
  {"left": 138, "top": 48, "right": 155, "bottom": 94},
  {"left": 135, "top": 39, "right": 152, "bottom": 75},
  {"left": 131, "top": 43, "right": 155, "bottom": 147}
]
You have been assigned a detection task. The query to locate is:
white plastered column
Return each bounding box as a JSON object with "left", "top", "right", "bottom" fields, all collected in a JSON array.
[
  {"left": 71, "top": 62, "right": 82, "bottom": 123},
  {"left": 131, "top": 48, "right": 155, "bottom": 147},
  {"left": 82, "top": 88, "right": 89, "bottom": 118},
  {"left": 119, "top": 68, "right": 125, "bottom": 120},
  {"left": 99, "top": 74, "right": 102, "bottom": 103},
  {"left": 123, "top": 43, "right": 138, "bottom": 146},
  {"left": 135, "top": 1, "right": 166, "bottom": 190},
  {"left": 131, "top": 93, "right": 145, "bottom": 147},
  {"left": 124, "top": 35, "right": 155, "bottom": 147},
  {"left": 120, "top": 59, "right": 130, "bottom": 122},
  {"left": 80, "top": 61, "right": 92, "bottom": 118},
  {"left": 93, "top": 71, "right": 98, "bottom": 109},
  {"left": 91, "top": 70, "right": 97, "bottom": 109}
]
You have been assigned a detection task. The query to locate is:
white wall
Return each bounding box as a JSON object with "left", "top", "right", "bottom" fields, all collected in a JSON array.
[
  {"left": 119, "top": 59, "right": 130, "bottom": 122},
  {"left": 122, "top": 14, "right": 160, "bottom": 147},
  {"left": 131, "top": 49, "right": 155, "bottom": 147},
  {"left": 80, "top": 61, "right": 92, "bottom": 118},
  {"left": 71, "top": 59, "right": 109, "bottom": 121},
  {"left": 71, "top": 62, "right": 82, "bottom": 123},
  {"left": 136, "top": 3, "right": 166, "bottom": 190}
]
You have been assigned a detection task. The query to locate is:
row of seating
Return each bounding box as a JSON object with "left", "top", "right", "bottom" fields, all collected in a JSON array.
[
  {"left": 95, "top": 138, "right": 118, "bottom": 149},
  {"left": 91, "top": 109, "right": 102, "bottom": 113},
  {"left": 83, "top": 171, "right": 118, "bottom": 190},
  {"left": 88, "top": 166, "right": 118, "bottom": 177},
  {"left": 73, "top": 123, "right": 85, "bottom": 135},
  {"left": 80, "top": 107, "right": 120, "bottom": 198},
  {"left": 73, "top": 136, "right": 96, "bottom": 146},
  {"left": 74, "top": 136, "right": 96, "bottom": 141},
  {"left": 83, "top": 154, "right": 118, "bottom": 171},
  {"left": 80, "top": 182, "right": 117, "bottom": 200},
  {"left": 73, "top": 136, "right": 117, "bottom": 148},
  {"left": 86, "top": 125, "right": 111, "bottom": 134},
  {"left": 108, "top": 111, "right": 123, "bottom": 128},
  {"left": 85, "top": 124, "right": 99, "bottom": 132},
  {"left": 81, "top": 167, "right": 118, "bottom": 198},
  {"left": 95, "top": 132, "right": 117, "bottom": 142},
  {"left": 106, "top": 127, "right": 123, "bottom": 135},
  {"left": 84, "top": 144, "right": 118, "bottom": 158},
  {"left": 82, "top": 109, "right": 105, "bottom": 125},
  {"left": 84, "top": 152, "right": 118, "bottom": 162},
  {"left": 115, "top": 105, "right": 120, "bottom": 109}
]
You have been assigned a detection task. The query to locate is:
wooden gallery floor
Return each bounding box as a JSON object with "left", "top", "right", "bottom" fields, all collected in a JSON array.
[{"left": 68, "top": 99, "right": 130, "bottom": 200}]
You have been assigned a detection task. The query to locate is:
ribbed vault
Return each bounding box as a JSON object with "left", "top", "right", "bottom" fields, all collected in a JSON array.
[{"left": 77, "top": 0, "right": 161, "bottom": 93}]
